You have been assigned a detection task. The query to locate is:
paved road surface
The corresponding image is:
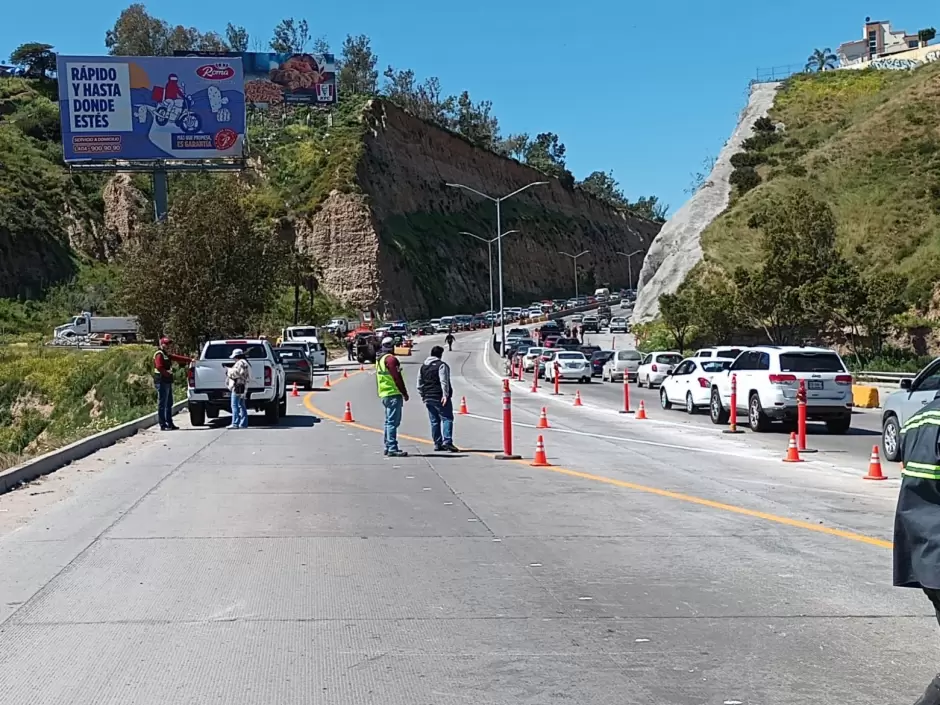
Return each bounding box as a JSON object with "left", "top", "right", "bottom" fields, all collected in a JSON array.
[{"left": 0, "top": 328, "right": 931, "bottom": 703}]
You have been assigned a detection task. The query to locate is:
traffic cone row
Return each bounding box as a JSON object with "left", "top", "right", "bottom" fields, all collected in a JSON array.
[
  {"left": 783, "top": 432, "right": 803, "bottom": 463},
  {"left": 537, "top": 407, "right": 550, "bottom": 429},
  {"left": 458, "top": 396, "right": 469, "bottom": 415},
  {"left": 342, "top": 401, "right": 354, "bottom": 423},
  {"left": 530, "top": 435, "right": 551, "bottom": 467}
]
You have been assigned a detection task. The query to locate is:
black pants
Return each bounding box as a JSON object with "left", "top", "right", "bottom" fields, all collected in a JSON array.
[
  {"left": 447, "top": 342, "right": 453, "bottom": 351},
  {"left": 347, "top": 348, "right": 354, "bottom": 360},
  {"left": 926, "top": 589, "right": 940, "bottom": 627}
]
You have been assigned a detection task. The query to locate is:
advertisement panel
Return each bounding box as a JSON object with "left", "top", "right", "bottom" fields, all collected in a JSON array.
[
  {"left": 175, "top": 51, "right": 337, "bottom": 107},
  {"left": 56, "top": 55, "right": 245, "bottom": 162}
]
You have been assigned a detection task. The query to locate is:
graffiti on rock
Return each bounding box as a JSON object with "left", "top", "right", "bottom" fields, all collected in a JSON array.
[{"left": 925, "top": 50, "right": 940, "bottom": 64}]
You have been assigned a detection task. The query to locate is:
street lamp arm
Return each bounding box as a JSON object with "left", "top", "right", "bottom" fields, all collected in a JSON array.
[
  {"left": 459, "top": 231, "right": 490, "bottom": 243},
  {"left": 445, "top": 182, "right": 496, "bottom": 202},
  {"left": 616, "top": 249, "right": 643, "bottom": 258},
  {"left": 575, "top": 250, "right": 590, "bottom": 258},
  {"left": 501, "top": 181, "right": 549, "bottom": 201}
]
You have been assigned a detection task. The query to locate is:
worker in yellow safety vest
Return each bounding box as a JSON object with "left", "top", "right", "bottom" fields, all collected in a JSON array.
[{"left": 375, "top": 336, "right": 409, "bottom": 457}]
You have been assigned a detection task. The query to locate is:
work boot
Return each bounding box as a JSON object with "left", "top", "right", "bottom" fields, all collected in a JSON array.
[
  {"left": 387, "top": 450, "right": 408, "bottom": 458},
  {"left": 443, "top": 443, "right": 460, "bottom": 453},
  {"left": 913, "top": 674, "right": 940, "bottom": 705}
]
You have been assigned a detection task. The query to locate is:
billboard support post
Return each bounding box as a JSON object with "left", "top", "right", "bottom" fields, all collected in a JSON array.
[{"left": 152, "top": 169, "right": 168, "bottom": 222}]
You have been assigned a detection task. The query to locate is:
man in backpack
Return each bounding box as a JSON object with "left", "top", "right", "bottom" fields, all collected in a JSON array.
[
  {"left": 376, "top": 336, "right": 409, "bottom": 458},
  {"left": 153, "top": 337, "right": 193, "bottom": 431},
  {"left": 444, "top": 331, "right": 456, "bottom": 352},
  {"left": 419, "top": 345, "right": 459, "bottom": 452}
]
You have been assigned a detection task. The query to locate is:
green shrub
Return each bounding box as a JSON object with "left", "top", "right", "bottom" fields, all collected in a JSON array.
[
  {"left": 729, "top": 166, "right": 761, "bottom": 194},
  {"left": 730, "top": 151, "right": 765, "bottom": 168}
]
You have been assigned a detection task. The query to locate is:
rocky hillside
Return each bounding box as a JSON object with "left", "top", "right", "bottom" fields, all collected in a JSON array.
[
  {"left": 2, "top": 74, "right": 659, "bottom": 318},
  {"left": 637, "top": 63, "right": 940, "bottom": 322},
  {"left": 289, "top": 99, "right": 661, "bottom": 317}
]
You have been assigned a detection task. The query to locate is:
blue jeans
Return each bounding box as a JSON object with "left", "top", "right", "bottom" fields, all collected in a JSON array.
[
  {"left": 230, "top": 392, "right": 248, "bottom": 428},
  {"left": 155, "top": 380, "right": 174, "bottom": 428},
  {"left": 425, "top": 398, "right": 454, "bottom": 448},
  {"left": 382, "top": 395, "right": 403, "bottom": 452}
]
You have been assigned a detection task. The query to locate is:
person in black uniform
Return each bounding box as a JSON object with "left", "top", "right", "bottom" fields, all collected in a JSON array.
[
  {"left": 444, "top": 331, "right": 456, "bottom": 352},
  {"left": 894, "top": 396, "right": 940, "bottom": 705}
]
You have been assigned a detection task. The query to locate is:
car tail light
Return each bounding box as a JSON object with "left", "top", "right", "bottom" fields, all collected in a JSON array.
[
  {"left": 297, "top": 359, "right": 309, "bottom": 369},
  {"left": 769, "top": 374, "right": 797, "bottom": 385},
  {"left": 264, "top": 366, "right": 272, "bottom": 386},
  {"left": 651, "top": 364, "right": 658, "bottom": 372},
  {"left": 697, "top": 377, "right": 710, "bottom": 388},
  {"left": 835, "top": 374, "right": 853, "bottom": 385},
  {"left": 187, "top": 366, "right": 195, "bottom": 388}
]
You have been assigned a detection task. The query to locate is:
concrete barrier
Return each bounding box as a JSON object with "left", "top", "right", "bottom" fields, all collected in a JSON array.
[
  {"left": 852, "top": 384, "right": 880, "bottom": 409},
  {"left": 0, "top": 400, "right": 186, "bottom": 494}
]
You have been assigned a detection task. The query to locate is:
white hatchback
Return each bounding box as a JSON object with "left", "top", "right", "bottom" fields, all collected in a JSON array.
[
  {"left": 602, "top": 349, "right": 643, "bottom": 382},
  {"left": 546, "top": 351, "right": 592, "bottom": 383},
  {"left": 659, "top": 357, "right": 732, "bottom": 414},
  {"left": 637, "top": 351, "right": 683, "bottom": 388}
]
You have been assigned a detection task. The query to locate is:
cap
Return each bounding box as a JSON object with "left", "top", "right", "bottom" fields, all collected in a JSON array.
[
  {"left": 159, "top": 337, "right": 172, "bottom": 346},
  {"left": 381, "top": 337, "right": 394, "bottom": 347},
  {"left": 230, "top": 348, "right": 245, "bottom": 359}
]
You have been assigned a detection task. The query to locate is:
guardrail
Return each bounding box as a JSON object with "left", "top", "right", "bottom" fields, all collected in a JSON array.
[{"left": 854, "top": 371, "right": 916, "bottom": 385}]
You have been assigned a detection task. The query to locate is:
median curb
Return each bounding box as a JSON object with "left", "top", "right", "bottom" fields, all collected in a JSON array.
[{"left": 0, "top": 400, "right": 186, "bottom": 495}]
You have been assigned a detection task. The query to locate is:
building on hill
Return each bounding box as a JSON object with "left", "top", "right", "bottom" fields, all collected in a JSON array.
[{"left": 838, "top": 18, "right": 922, "bottom": 66}]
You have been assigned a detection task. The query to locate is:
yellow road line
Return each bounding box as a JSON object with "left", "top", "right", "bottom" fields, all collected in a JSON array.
[{"left": 302, "top": 390, "right": 894, "bottom": 550}]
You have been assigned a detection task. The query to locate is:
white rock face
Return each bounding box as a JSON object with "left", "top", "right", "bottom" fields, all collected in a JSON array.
[{"left": 632, "top": 81, "right": 781, "bottom": 323}]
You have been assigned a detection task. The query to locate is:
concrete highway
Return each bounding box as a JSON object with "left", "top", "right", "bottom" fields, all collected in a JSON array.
[{"left": 0, "top": 326, "right": 932, "bottom": 704}]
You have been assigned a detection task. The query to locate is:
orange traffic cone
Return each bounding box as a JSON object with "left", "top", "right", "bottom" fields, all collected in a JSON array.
[
  {"left": 783, "top": 432, "right": 803, "bottom": 462},
  {"left": 359, "top": 363, "right": 365, "bottom": 372},
  {"left": 537, "top": 407, "right": 550, "bottom": 429},
  {"left": 573, "top": 391, "right": 583, "bottom": 407},
  {"left": 324, "top": 376, "right": 331, "bottom": 389},
  {"left": 291, "top": 382, "right": 299, "bottom": 397},
  {"left": 864, "top": 445, "right": 887, "bottom": 481},
  {"left": 342, "top": 402, "right": 354, "bottom": 423},
  {"left": 458, "top": 396, "right": 469, "bottom": 415},
  {"left": 342, "top": 369, "right": 349, "bottom": 379},
  {"left": 530, "top": 435, "right": 551, "bottom": 467},
  {"left": 636, "top": 400, "right": 647, "bottom": 420}
]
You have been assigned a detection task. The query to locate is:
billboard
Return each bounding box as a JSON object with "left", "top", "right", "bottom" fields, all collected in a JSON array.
[
  {"left": 175, "top": 51, "right": 337, "bottom": 107},
  {"left": 56, "top": 55, "right": 246, "bottom": 162}
]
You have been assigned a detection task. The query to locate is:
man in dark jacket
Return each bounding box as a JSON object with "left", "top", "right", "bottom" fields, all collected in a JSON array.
[
  {"left": 894, "top": 396, "right": 940, "bottom": 705},
  {"left": 419, "top": 345, "right": 459, "bottom": 452},
  {"left": 444, "top": 331, "right": 456, "bottom": 352},
  {"left": 153, "top": 337, "right": 193, "bottom": 431}
]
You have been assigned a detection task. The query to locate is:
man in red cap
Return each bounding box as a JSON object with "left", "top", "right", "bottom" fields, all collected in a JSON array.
[{"left": 153, "top": 337, "right": 193, "bottom": 431}]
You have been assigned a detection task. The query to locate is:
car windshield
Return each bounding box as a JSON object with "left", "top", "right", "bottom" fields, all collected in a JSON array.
[
  {"left": 287, "top": 328, "right": 318, "bottom": 337},
  {"left": 527, "top": 348, "right": 545, "bottom": 356},
  {"left": 656, "top": 354, "right": 683, "bottom": 365},
  {"left": 558, "top": 352, "right": 585, "bottom": 360},
  {"left": 780, "top": 352, "right": 845, "bottom": 373},
  {"left": 592, "top": 351, "right": 614, "bottom": 361},
  {"left": 716, "top": 349, "right": 743, "bottom": 359},
  {"left": 204, "top": 343, "right": 269, "bottom": 360},
  {"left": 611, "top": 318, "right": 625, "bottom": 323},
  {"left": 275, "top": 349, "right": 304, "bottom": 360},
  {"left": 619, "top": 351, "right": 642, "bottom": 361},
  {"left": 515, "top": 346, "right": 531, "bottom": 355},
  {"left": 701, "top": 360, "right": 731, "bottom": 373}
]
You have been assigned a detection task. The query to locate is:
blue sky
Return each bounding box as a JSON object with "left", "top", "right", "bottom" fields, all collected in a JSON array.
[{"left": 1, "top": 1, "right": 933, "bottom": 214}]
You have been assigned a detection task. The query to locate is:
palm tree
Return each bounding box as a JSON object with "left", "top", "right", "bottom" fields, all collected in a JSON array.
[{"left": 805, "top": 48, "right": 838, "bottom": 72}]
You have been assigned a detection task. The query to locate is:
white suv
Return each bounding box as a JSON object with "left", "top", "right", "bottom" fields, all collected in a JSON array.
[{"left": 709, "top": 346, "right": 853, "bottom": 433}]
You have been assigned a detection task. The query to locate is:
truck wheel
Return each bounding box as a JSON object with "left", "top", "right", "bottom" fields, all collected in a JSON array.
[
  {"left": 279, "top": 393, "right": 288, "bottom": 416},
  {"left": 189, "top": 404, "right": 206, "bottom": 427},
  {"left": 206, "top": 408, "right": 219, "bottom": 419},
  {"left": 264, "top": 399, "right": 280, "bottom": 424}
]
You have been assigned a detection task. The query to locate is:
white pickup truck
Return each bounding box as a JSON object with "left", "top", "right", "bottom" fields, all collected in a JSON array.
[
  {"left": 280, "top": 326, "right": 328, "bottom": 369},
  {"left": 186, "top": 339, "right": 287, "bottom": 426}
]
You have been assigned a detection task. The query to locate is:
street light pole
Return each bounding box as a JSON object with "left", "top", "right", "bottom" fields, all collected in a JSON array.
[
  {"left": 447, "top": 181, "right": 548, "bottom": 355},
  {"left": 558, "top": 250, "right": 591, "bottom": 300},
  {"left": 459, "top": 229, "right": 519, "bottom": 336},
  {"left": 616, "top": 249, "right": 644, "bottom": 293}
]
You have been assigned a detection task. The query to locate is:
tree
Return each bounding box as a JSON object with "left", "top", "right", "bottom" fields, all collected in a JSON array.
[
  {"left": 454, "top": 91, "right": 500, "bottom": 148},
  {"left": 494, "top": 133, "right": 529, "bottom": 161},
  {"left": 105, "top": 4, "right": 171, "bottom": 55},
  {"left": 225, "top": 23, "right": 249, "bottom": 52},
  {"left": 8, "top": 43, "right": 56, "bottom": 80},
  {"left": 861, "top": 272, "right": 908, "bottom": 354},
  {"left": 805, "top": 47, "right": 838, "bottom": 72},
  {"left": 659, "top": 287, "right": 694, "bottom": 352},
  {"left": 578, "top": 170, "right": 627, "bottom": 207},
  {"left": 524, "top": 132, "right": 569, "bottom": 181},
  {"left": 119, "top": 179, "right": 293, "bottom": 350},
  {"left": 381, "top": 66, "right": 455, "bottom": 126},
  {"left": 625, "top": 195, "right": 669, "bottom": 222},
  {"left": 270, "top": 18, "right": 310, "bottom": 54},
  {"left": 311, "top": 36, "right": 331, "bottom": 55},
  {"left": 339, "top": 34, "right": 378, "bottom": 95},
  {"left": 733, "top": 187, "right": 840, "bottom": 343},
  {"left": 687, "top": 279, "right": 740, "bottom": 345},
  {"left": 919, "top": 28, "right": 937, "bottom": 46}
]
